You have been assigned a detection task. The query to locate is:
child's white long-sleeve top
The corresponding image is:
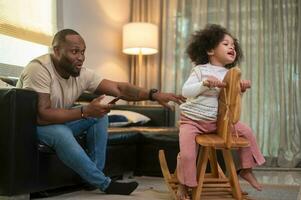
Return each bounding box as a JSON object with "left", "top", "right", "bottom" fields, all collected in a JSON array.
[{"left": 180, "top": 63, "right": 228, "bottom": 121}]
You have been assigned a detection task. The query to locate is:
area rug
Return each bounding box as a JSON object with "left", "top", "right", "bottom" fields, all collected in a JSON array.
[
  {"left": 240, "top": 182, "right": 300, "bottom": 200},
  {"left": 33, "top": 177, "right": 301, "bottom": 200},
  {"left": 35, "top": 185, "right": 300, "bottom": 200}
]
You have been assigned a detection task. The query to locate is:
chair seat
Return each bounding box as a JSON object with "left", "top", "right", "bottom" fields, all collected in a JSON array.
[{"left": 195, "top": 134, "right": 250, "bottom": 148}]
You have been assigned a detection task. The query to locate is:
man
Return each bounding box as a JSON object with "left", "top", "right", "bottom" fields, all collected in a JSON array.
[{"left": 16, "top": 29, "right": 185, "bottom": 195}]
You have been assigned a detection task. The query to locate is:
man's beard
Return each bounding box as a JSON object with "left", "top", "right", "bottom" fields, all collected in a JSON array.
[
  {"left": 60, "top": 58, "right": 81, "bottom": 77},
  {"left": 66, "top": 66, "right": 80, "bottom": 77}
]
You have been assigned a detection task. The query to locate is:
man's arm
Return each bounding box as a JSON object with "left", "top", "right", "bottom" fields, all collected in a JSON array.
[
  {"left": 37, "top": 93, "right": 111, "bottom": 125},
  {"left": 95, "top": 79, "right": 186, "bottom": 109},
  {"left": 37, "top": 93, "right": 80, "bottom": 125}
]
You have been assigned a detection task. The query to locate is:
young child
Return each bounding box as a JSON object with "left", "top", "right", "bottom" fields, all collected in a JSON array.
[{"left": 176, "top": 24, "right": 265, "bottom": 200}]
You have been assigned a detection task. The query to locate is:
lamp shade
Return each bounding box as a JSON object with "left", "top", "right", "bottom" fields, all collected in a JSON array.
[{"left": 122, "top": 22, "right": 158, "bottom": 55}]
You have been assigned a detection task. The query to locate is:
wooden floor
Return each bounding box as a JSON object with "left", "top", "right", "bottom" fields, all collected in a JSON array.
[{"left": 28, "top": 169, "right": 301, "bottom": 200}]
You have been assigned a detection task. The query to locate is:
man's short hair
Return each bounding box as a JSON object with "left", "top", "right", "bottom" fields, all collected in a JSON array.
[{"left": 52, "top": 29, "right": 80, "bottom": 47}]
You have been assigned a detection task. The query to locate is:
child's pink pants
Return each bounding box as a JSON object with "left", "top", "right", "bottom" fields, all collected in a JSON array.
[{"left": 177, "top": 115, "right": 265, "bottom": 187}]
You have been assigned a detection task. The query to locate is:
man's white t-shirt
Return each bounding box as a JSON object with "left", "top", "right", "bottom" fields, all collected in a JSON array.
[{"left": 17, "top": 54, "right": 103, "bottom": 109}]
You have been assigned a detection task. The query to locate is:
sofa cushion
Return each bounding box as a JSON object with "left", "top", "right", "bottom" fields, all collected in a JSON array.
[
  {"left": 108, "top": 114, "right": 130, "bottom": 127},
  {"left": 112, "top": 105, "right": 175, "bottom": 127},
  {"left": 108, "top": 110, "right": 151, "bottom": 125},
  {"left": 135, "top": 128, "right": 179, "bottom": 176},
  {"left": 108, "top": 131, "right": 141, "bottom": 145}
]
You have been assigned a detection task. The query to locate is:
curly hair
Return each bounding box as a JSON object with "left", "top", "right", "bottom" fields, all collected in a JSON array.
[{"left": 186, "top": 24, "right": 243, "bottom": 69}]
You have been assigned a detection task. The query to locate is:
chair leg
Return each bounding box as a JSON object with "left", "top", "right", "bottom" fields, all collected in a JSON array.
[
  {"left": 217, "top": 162, "right": 227, "bottom": 179},
  {"left": 208, "top": 147, "right": 219, "bottom": 178},
  {"left": 222, "top": 149, "right": 243, "bottom": 200},
  {"left": 193, "top": 146, "right": 209, "bottom": 200},
  {"left": 208, "top": 148, "right": 227, "bottom": 179},
  {"left": 158, "top": 150, "right": 178, "bottom": 200}
]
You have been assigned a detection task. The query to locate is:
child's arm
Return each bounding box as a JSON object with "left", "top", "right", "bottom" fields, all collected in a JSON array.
[
  {"left": 182, "top": 70, "right": 210, "bottom": 98},
  {"left": 203, "top": 75, "right": 226, "bottom": 88},
  {"left": 240, "top": 80, "right": 251, "bottom": 92}
]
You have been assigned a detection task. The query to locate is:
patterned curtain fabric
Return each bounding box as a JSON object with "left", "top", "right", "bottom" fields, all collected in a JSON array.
[{"left": 131, "top": 0, "right": 301, "bottom": 167}]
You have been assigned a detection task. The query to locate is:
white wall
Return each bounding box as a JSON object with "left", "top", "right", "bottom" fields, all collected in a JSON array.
[{"left": 59, "top": 0, "right": 131, "bottom": 83}]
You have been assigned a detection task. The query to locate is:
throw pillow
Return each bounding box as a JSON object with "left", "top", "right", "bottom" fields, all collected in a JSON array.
[
  {"left": 108, "top": 114, "right": 131, "bottom": 127},
  {"left": 108, "top": 110, "right": 151, "bottom": 125}
]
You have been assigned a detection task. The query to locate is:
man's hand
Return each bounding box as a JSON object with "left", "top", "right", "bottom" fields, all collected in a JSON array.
[
  {"left": 203, "top": 75, "right": 226, "bottom": 88},
  {"left": 240, "top": 80, "right": 251, "bottom": 93},
  {"left": 152, "top": 93, "right": 186, "bottom": 109},
  {"left": 95, "top": 79, "right": 186, "bottom": 108},
  {"left": 83, "top": 95, "right": 112, "bottom": 118}
]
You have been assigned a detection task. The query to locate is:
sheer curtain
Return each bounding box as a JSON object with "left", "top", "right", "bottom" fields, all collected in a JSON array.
[
  {"left": 162, "top": 0, "right": 301, "bottom": 167},
  {"left": 132, "top": 0, "right": 301, "bottom": 167},
  {"left": 129, "top": 0, "right": 162, "bottom": 91},
  {"left": 131, "top": 0, "right": 301, "bottom": 167}
]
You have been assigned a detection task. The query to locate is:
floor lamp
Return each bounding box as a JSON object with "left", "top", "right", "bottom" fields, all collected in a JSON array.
[{"left": 122, "top": 22, "right": 158, "bottom": 88}]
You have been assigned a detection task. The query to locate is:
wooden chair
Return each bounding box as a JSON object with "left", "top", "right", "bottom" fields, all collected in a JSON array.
[
  {"left": 159, "top": 67, "right": 251, "bottom": 200},
  {"left": 192, "top": 66, "right": 250, "bottom": 200},
  {"left": 159, "top": 150, "right": 179, "bottom": 199}
]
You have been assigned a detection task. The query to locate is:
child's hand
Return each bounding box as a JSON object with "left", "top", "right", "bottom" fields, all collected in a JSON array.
[
  {"left": 240, "top": 80, "right": 251, "bottom": 92},
  {"left": 203, "top": 76, "right": 226, "bottom": 88}
]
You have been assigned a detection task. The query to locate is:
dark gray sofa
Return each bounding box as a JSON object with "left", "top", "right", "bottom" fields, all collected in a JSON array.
[{"left": 0, "top": 87, "right": 179, "bottom": 199}]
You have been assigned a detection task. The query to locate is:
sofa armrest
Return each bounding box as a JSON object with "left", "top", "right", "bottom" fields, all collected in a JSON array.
[{"left": 0, "top": 88, "right": 38, "bottom": 195}]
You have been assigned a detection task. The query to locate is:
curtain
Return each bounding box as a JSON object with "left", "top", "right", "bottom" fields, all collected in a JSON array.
[
  {"left": 131, "top": 0, "right": 301, "bottom": 167},
  {"left": 129, "top": 0, "right": 162, "bottom": 91}
]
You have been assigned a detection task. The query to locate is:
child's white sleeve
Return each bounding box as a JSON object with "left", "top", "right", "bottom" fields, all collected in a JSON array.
[{"left": 182, "top": 68, "right": 209, "bottom": 98}]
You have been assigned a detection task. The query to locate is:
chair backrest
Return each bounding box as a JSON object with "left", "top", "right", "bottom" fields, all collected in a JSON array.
[{"left": 216, "top": 67, "right": 242, "bottom": 148}]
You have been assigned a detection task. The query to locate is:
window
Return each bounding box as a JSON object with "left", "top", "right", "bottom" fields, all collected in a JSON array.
[
  {"left": 0, "top": 34, "right": 49, "bottom": 67},
  {"left": 0, "top": 0, "right": 57, "bottom": 75}
]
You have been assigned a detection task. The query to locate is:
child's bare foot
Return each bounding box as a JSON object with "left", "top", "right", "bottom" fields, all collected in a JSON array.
[
  {"left": 239, "top": 168, "right": 262, "bottom": 191},
  {"left": 177, "top": 184, "right": 191, "bottom": 200}
]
